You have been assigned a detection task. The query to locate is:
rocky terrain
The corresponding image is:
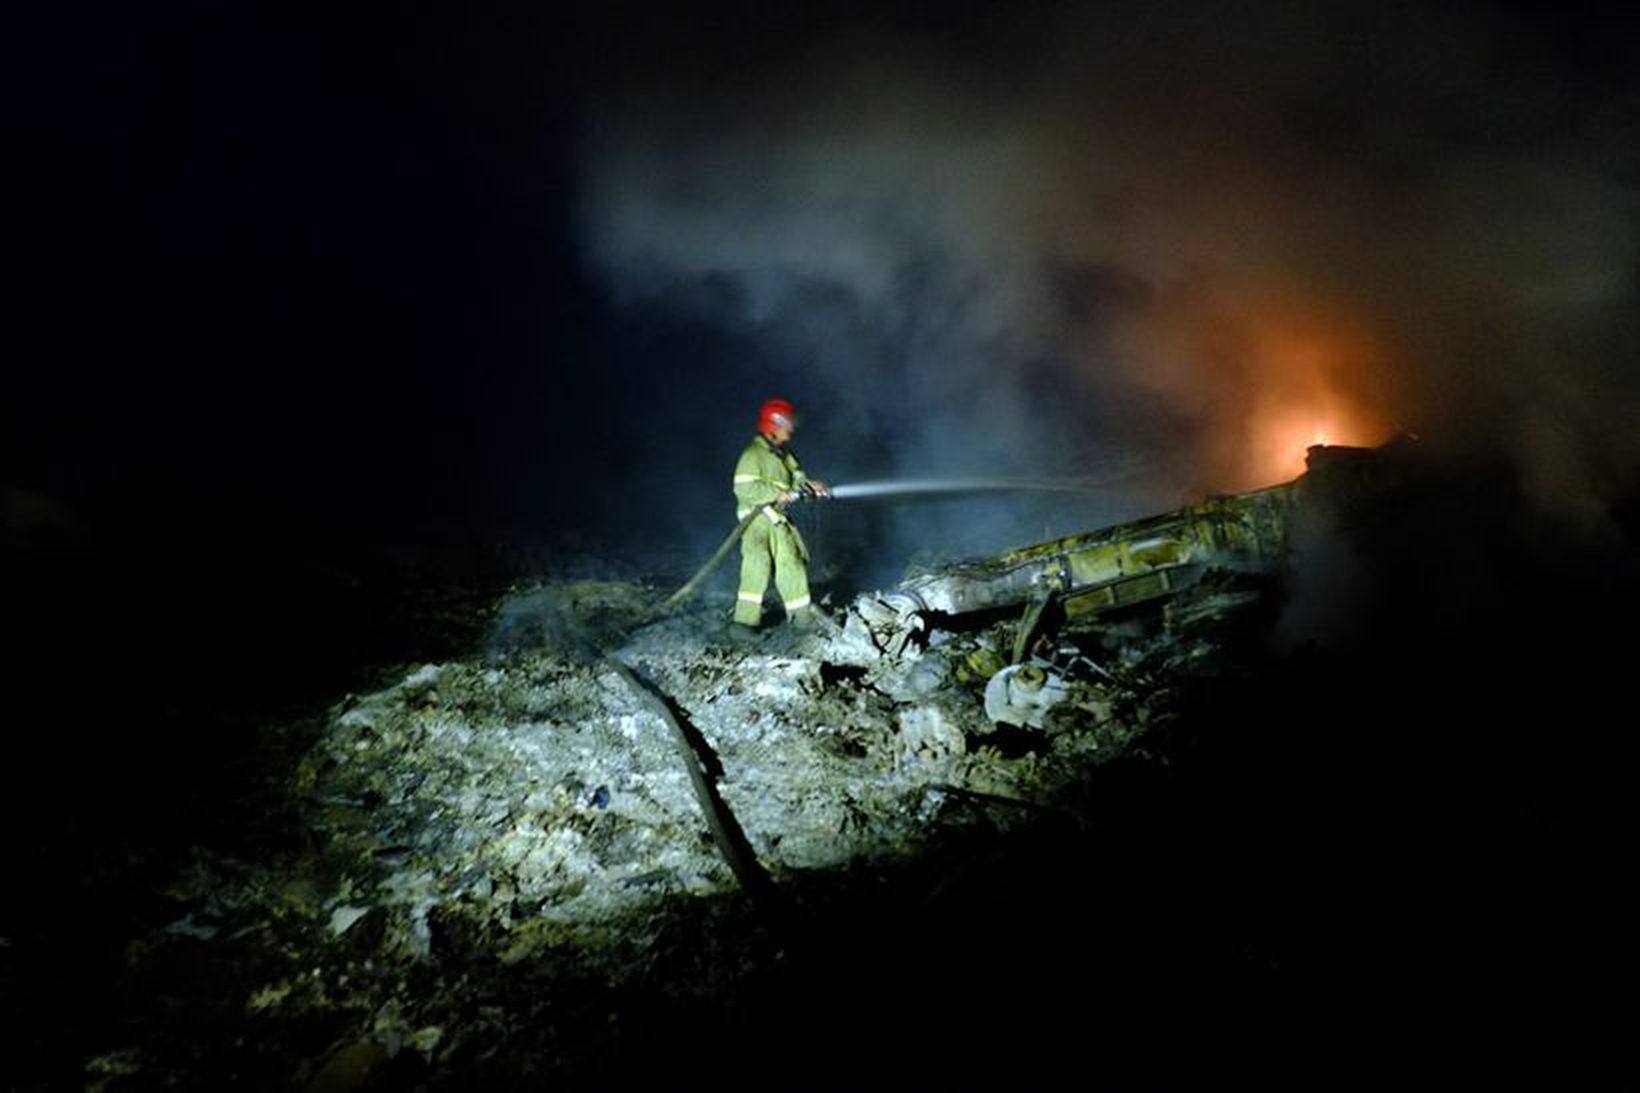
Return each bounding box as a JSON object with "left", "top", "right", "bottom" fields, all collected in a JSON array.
[
  {"left": 75, "top": 570, "right": 1263, "bottom": 1090},
  {"left": 9, "top": 455, "right": 1637, "bottom": 1090}
]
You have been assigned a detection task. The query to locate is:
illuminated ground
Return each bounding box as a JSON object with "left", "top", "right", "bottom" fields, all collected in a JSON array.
[
  {"left": 6, "top": 464, "right": 1637, "bottom": 1089},
  {"left": 69, "top": 572, "right": 1214, "bottom": 1088}
]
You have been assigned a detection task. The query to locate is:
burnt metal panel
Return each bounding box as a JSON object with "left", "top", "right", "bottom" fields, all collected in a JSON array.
[{"left": 898, "top": 479, "right": 1298, "bottom": 620}]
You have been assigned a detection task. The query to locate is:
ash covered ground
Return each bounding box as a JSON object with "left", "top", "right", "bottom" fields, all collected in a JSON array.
[{"left": 4, "top": 457, "right": 1638, "bottom": 1090}]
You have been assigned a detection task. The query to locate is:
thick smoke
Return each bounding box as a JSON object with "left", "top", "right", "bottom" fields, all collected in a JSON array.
[{"left": 570, "top": 3, "right": 1640, "bottom": 584}]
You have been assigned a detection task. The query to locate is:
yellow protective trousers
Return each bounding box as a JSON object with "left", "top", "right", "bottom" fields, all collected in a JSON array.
[{"left": 734, "top": 513, "right": 810, "bottom": 626}]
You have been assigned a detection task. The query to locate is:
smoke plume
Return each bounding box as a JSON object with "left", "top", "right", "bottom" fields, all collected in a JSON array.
[{"left": 569, "top": 2, "right": 1640, "bottom": 577}]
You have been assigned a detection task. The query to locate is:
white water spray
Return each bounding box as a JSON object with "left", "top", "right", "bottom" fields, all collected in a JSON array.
[{"left": 828, "top": 478, "right": 1112, "bottom": 500}]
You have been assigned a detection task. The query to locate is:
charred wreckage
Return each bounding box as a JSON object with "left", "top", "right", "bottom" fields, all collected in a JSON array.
[{"left": 84, "top": 441, "right": 1422, "bottom": 1088}]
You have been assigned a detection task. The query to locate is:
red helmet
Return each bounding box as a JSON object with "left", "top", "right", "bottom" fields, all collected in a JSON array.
[{"left": 758, "top": 398, "right": 796, "bottom": 434}]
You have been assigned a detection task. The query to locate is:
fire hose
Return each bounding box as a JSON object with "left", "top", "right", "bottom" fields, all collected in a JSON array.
[
  {"left": 599, "top": 653, "right": 788, "bottom": 928},
  {"left": 661, "top": 503, "right": 774, "bottom": 610},
  {"left": 662, "top": 493, "right": 819, "bottom": 610}
]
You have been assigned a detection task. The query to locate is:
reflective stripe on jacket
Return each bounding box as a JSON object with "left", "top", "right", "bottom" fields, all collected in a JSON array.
[{"left": 733, "top": 434, "right": 809, "bottom": 524}]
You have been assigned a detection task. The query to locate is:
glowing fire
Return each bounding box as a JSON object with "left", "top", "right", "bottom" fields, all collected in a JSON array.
[
  {"left": 1248, "top": 407, "right": 1380, "bottom": 484},
  {"left": 1105, "top": 286, "right": 1397, "bottom": 490},
  {"left": 1239, "top": 322, "right": 1389, "bottom": 485}
]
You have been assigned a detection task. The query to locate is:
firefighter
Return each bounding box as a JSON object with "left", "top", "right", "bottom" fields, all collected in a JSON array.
[{"left": 732, "top": 398, "right": 831, "bottom": 630}]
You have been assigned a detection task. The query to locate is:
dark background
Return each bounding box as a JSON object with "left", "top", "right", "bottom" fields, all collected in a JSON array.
[
  {"left": 13, "top": 1, "right": 1637, "bottom": 553},
  {"left": 5, "top": 1, "right": 1640, "bottom": 1087}
]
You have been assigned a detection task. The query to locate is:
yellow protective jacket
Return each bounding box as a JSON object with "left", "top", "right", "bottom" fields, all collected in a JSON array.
[{"left": 733, "top": 434, "right": 810, "bottom": 525}]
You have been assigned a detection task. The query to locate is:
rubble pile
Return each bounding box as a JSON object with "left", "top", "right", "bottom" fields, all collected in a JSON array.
[
  {"left": 55, "top": 445, "right": 1631, "bottom": 1088},
  {"left": 96, "top": 571, "right": 1269, "bottom": 1088}
]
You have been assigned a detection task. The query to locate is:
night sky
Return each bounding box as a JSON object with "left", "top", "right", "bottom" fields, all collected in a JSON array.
[
  {"left": 7, "top": 3, "right": 1640, "bottom": 1086},
  {"left": 11, "top": 1, "right": 1639, "bottom": 565}
]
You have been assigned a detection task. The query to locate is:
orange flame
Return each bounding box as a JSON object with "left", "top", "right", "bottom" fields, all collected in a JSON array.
[
  {"left": 1103, "top": 286, "right": 1398, "bottom": 491},
  {"left": 1236, "top": 319, "right": 1390, "bottom": 486}
]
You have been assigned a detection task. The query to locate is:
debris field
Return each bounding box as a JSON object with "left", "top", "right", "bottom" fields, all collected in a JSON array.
[{"left": 94, "top": 570, "right": 1266, "bottom": 1089}]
